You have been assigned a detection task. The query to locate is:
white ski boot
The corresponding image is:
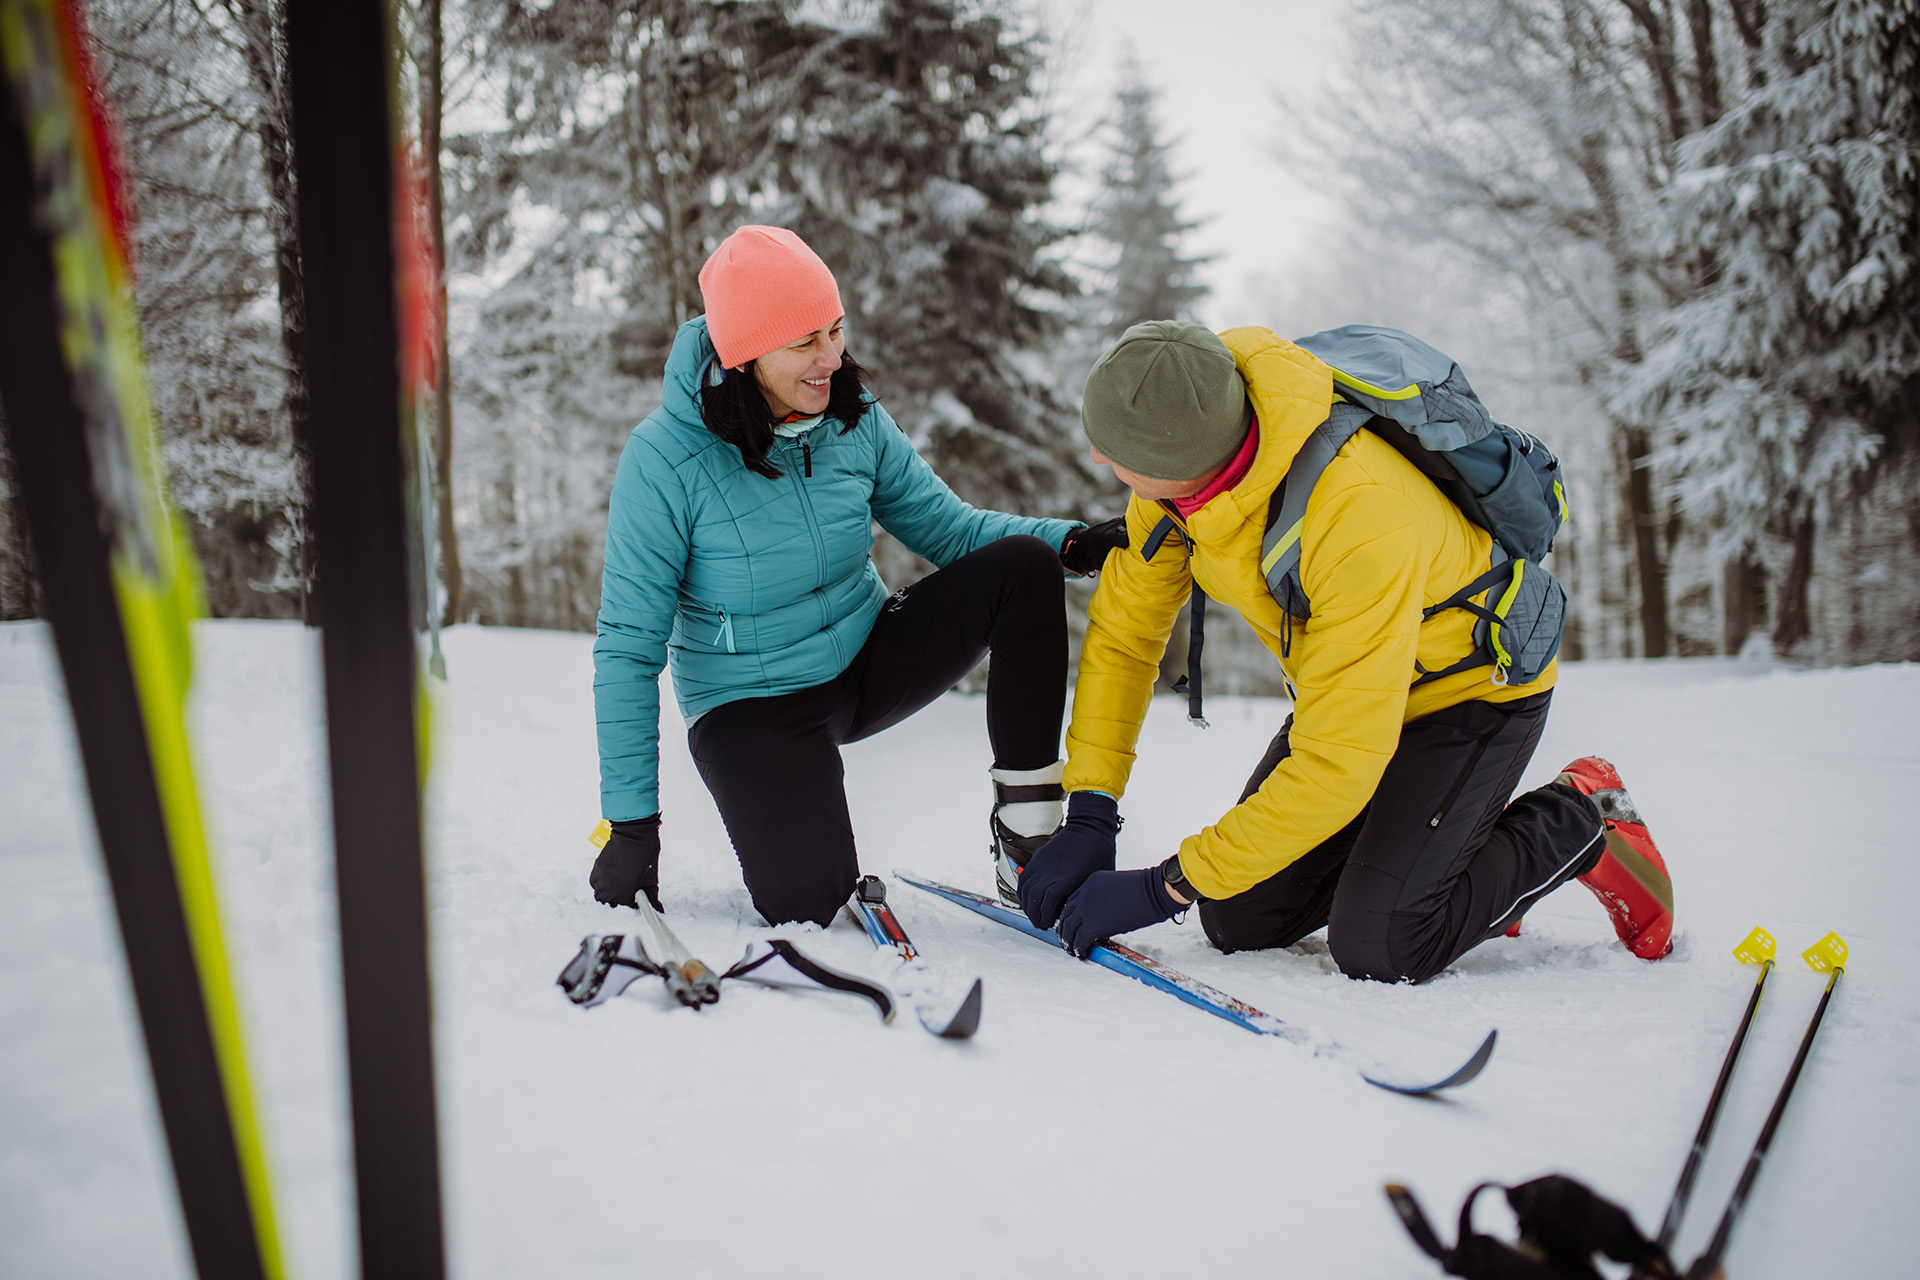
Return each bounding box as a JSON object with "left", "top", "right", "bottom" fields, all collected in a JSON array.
[{"left": 989, "top": 760, "right": 1064, "bottom": 905}]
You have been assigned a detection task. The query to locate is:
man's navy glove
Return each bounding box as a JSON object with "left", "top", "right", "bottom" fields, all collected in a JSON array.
[
  {"left": 590, "top": 815, "right": 663, "bottom": 912},
  {"left": 1056, "top": 865, "right": 1183, "bottom": 958},
  {"left": 1059, "top": 517, "right": 1128, "bottom": 577},
  {"left": 1018, "top": 792, "right": 1121, "bottom": 929}
]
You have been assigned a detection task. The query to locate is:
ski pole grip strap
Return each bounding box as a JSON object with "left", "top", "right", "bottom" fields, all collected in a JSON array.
[
  {"left": 1384, "top": 1184, "right": 1449, "bottom": 1261},
  {"left": 1183, "top": 586, "right": 1208, "bottom": 727}
]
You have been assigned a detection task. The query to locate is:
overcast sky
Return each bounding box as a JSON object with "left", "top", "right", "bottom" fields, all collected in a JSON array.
[{"left": 1036, "top": 0, "right": 1353, "bottom": 327}]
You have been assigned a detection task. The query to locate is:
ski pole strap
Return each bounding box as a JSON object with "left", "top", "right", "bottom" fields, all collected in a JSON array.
[
  {"left": 1386, "top": 1177, "right": 1677, "bottom": 1280},
  {"left": 1169, "top": 586, "right": 1209, "bottom": 727},
  {"left": 555, "top": 934, "right": 666, "bottom": 1008},
  {"left": 723, "top": 939, "right": 896, "bottom": 1023}
]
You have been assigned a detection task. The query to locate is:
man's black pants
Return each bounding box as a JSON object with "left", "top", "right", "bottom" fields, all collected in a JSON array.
[
  {"left": 688, "top": 535, "right": 1066, "bottom": 928},
  {"left": 1198, "top": 691, "right": 1604, "bottom": 983}
]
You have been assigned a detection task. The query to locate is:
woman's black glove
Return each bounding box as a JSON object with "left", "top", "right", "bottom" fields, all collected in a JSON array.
[
  {"left": 1060, "top": 517, "right": 1128, "bottom": 577},
  {"left": 590, "top": 815, "right": 663, "bottom": 912}
]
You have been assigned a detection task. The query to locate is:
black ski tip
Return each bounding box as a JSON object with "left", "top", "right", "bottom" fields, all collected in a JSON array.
[
  {"left": 1363, "top": 1029, "right": 1498, "bottom": 1096},
  {"left": 931, "top": 977, "right": 984, "bottom": 1040}
]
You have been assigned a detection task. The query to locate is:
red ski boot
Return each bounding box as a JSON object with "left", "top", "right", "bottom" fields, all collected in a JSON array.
[{"left": 1558, "top": 757, "right": 1674, "bottom": 959}]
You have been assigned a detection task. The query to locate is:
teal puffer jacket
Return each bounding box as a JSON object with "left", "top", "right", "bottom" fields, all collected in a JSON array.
[{"left": 594, "top": 317, "right": 1077, "bottom": 820}]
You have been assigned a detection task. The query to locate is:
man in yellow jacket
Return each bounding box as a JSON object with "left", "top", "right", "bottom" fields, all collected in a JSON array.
[{"left": 1017, "top": 322, "right": 1674, "bottom": 981}]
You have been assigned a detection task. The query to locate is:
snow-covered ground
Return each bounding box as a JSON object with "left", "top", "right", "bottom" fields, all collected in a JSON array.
[{"left": 3, "top": 620, "right": 1917, "bottom": 1278}]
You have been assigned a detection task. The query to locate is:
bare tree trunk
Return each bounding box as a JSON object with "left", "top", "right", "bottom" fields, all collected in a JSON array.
[
  {"left": 424, "top": 0, "right": 461, "bottom": 625},
  {"left": 1621, "top": 426, "right": 1671, "bottom": 657},
  {"left": 1686, "top": 0, "right": 1722, "bottom": 126},
  {"left": 631, "top": 3, "right": 694, "bottom": 326},
  {"left": 1721, "top": 549, "right": 1765, "bottom": 654},
  {"left": 231, "top": 0, "right": 315, "bottom": 623},
  {"left": 1575, "top": 119, "right": 1672, "bottom": 658},
  {"left": 1772, "top": 499, "right": 1816, "bottom": 653},
  {"left": 1617, "top": 0, "right": 1687, "bottom": 149}
]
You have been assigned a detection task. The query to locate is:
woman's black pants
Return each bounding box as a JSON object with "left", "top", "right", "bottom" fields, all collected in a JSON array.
[
  {"left": 687, "top": 535, "right": 1066, "bottom": 927},
  {"left": 1198, "top": 691, "right": 1605, "bottom": 983}
]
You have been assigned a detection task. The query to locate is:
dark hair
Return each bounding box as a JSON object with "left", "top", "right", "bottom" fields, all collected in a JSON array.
[{"left": 698, "top": 350, "right": 874, "bottom": 480}]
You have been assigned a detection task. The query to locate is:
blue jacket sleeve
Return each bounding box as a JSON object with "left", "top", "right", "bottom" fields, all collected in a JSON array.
[
  {"left": 594, "top": 429, "right": 691, "bottom": 820},
  {"left": 865, "top": 404, "right": 1079, "bottom": 565}
]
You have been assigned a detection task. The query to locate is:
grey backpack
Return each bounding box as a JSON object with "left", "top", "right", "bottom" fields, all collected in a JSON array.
[{"left": 1144, "top": 325, "right": 1568, "bottom": 721}]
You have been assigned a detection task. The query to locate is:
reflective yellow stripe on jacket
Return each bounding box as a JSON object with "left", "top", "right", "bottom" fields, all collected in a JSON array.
[{"left": 1063, "top": 328, "right": 1557, "bottom": 900}]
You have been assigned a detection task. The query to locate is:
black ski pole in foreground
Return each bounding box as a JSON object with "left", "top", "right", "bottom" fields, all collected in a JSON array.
[
  {"left": 1655, "top": 927, "right": 1777, "bottom": 1252},
  {"left": 286, "top": 1, "right": 447, "bottom": 1275},
  {"left": 1681, "top": 932, "right": 1848, "bottom": 1280}
]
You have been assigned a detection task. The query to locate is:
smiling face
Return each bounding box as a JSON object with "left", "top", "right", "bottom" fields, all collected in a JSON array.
[{"left": 751, "top": 318, "right": 846, "bottom": 418}]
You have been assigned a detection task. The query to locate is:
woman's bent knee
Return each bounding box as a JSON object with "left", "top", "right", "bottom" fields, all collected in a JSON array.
[
  {"left": 992, "top": 533, "right": 1064, "bottom": 582},
  {"left": 752, "top": 874, "right": 855, "bottom": 930}
]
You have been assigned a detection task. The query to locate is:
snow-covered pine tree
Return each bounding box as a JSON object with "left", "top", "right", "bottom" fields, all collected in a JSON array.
[
  {"left": 1623, "top": 0, "right": 1920, "bottom": 660},
  {"left": 771, "top": 0, "right": 1102, "bottom": 527},
  {"left": 444, "top": 0, "right": 822, "bottom": 627},
  {"left": 1087, "top": 57, "right": 1209, "bottom": 340}
]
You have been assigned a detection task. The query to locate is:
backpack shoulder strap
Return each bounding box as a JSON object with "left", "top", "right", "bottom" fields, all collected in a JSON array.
[{"left": 1261, "top": 403, "right": 1370, "bottom": 617}]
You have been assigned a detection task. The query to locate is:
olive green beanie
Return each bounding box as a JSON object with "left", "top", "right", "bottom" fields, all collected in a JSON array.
[{"left": 1081, "top": 320, "right": 1252, "bottom": 481}]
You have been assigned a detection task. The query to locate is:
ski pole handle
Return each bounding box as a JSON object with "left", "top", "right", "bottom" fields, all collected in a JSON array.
[
  {"left": 661, "top": 967, "right": 698, "bottom": 1007},
  {"left": 679, "top": 959, "right": 722, "bottom": 1005}
]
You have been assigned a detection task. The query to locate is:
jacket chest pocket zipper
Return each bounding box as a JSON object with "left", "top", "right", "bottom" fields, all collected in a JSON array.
[
  {"left": 715, "top": 610, "right": 735, "bottom": 653},
  {"left": 1429, "top": 734, "right": 1492, "bottom": 828}
]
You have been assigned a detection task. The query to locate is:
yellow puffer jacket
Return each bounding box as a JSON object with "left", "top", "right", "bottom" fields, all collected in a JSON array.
[{"left": 1063, "top": 327, "right": 1557, "bottom": 900}]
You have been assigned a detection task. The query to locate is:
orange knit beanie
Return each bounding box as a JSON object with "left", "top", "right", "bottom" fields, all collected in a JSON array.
[{"left": 697, "top": 225, "right": 844, "bottom": 370}]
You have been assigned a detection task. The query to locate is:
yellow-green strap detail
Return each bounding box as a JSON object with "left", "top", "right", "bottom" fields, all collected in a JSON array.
[
  {"left": 1328, "top": 366, "right": 1423, "bottom": 402},
  {"left": 1261, "top": 517, "right": 1304, "bottom": 576},
  {"left": 1487, "top": 559, "right": 1527, "bottom": 671}
]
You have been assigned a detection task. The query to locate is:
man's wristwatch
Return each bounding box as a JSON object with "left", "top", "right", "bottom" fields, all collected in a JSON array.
[{"left": 1160, "top": 855, "right": 1207, "bottom": 905}]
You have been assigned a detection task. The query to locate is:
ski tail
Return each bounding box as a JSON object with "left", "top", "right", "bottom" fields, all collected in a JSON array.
[
  {"left": 849, "top": 874, "right": 919, "bottom": 960},
  {"left": 0, "top": 10, "right": 285, "bottom": 1276},
  {"left": 847, "top": 875, "right": 983, "bottom": 1039}
]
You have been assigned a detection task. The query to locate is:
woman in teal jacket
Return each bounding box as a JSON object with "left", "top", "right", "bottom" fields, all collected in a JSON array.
[{"left": 590, "top": 226, "right": 1124, "bottom": 925}]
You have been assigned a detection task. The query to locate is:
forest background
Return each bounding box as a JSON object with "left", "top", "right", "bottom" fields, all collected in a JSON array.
[{"left": 0, "top": 0, "right": 1913, "bottom": 688}]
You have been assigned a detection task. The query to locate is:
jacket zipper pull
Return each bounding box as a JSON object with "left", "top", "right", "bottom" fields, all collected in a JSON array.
[{"left": 802, "top": 435, "right": 812, "bottom": 478}]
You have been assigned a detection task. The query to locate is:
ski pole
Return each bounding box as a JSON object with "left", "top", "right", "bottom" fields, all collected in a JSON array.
[
  {"left": 588, "top": 821, "right": 721, "bottom": 1006},
  {"left": 1683, "top": 932, "right": 1848, "bottom": 1280},
  {"left": 1655, "top": 927, "right": 1776, "bottom": 1252},
  {"left": 635, "top": 898, "right": 722, "bottom": 1007}
]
